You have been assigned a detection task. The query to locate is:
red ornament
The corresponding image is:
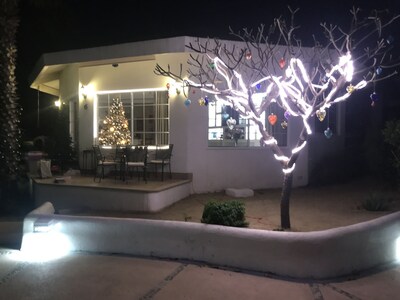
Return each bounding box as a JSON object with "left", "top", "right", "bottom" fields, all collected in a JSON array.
[
  {"left": 268, "top": 113, "right": 278, "bottom": 126},
  {"left": 279, "top": 58, "right": 286, "bottom": 69}
]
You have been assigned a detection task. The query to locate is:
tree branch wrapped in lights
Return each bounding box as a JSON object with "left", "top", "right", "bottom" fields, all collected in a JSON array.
[{"left": 154, "top": 7, "right": 400, "bottom": 229}]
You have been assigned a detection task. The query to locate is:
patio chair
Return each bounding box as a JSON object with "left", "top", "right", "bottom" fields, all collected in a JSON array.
[
  {"left": 149, "top": 144, "right": 173, "bottom": 181},
  {"left": 115, "top": 145, "right": 127, "bottom": 179},
  {"left": 93, "top": 145, "right": 118, "bottom": 182},
  {"left": 125, "top": 146, "right": 148, "bottom": 182}
]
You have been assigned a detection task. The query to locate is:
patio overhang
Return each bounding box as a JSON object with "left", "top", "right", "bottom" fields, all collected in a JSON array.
[{"left": 28, "top": 36, "right": 193, "bottom": 97}]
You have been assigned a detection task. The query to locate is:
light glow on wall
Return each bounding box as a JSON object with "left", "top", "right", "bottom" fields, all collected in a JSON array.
[
  {"left": 97, "top": 87, "right": 167, "bottom": 95},
  {"left": 17, "top": 220, "right": 71, "bottom": 262},
  {"left": 396, "top": 236, "right": 400, "bottom": 261}
]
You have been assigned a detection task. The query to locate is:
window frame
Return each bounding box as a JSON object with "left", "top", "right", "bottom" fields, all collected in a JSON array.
[{"left": 95, "top": 89, "right": 169, "bottom": 146}]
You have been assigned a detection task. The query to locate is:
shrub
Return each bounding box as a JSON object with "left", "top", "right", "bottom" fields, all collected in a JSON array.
[
  {"left": 361, "top": 193, "right": 390, "bottom": 211},
  {"left": 201, "top": 200, "right": 248, "bottom": 227}
]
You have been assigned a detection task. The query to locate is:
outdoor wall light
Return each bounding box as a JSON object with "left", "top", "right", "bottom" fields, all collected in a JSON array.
[
  {"left": 20, "top": 220, "right": 72, "bottom": 262},
  {"left": 54, "top": 99, "right": 61, "bottom": 109},
  {"left": 81, "top": 84, "right": 88, "bottom": 100},
  {"left": 33, "top": 218, "right": 56, "bottom": 233}
]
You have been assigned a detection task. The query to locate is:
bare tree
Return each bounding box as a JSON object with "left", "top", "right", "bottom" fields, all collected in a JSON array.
[{"left": 154, "top": 7, "right": 400, "bottom": 229}]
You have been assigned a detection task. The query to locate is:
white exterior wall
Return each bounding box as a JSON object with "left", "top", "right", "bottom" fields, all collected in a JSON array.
[{"left": 71, "top": 52, "right": 308, "bottom": 193}]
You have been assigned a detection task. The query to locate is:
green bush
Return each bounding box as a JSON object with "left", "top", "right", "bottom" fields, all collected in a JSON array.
[
  {"left": 361, "top": 193, "right": 390, "bottom": 211},
  {"left": 201, "top": 200, "right": 248, "bottom": 227}
]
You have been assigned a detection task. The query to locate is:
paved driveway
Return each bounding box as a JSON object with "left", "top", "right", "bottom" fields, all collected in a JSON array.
[{"left": 1, "top": 248, "right": 399, "bottom": 300}]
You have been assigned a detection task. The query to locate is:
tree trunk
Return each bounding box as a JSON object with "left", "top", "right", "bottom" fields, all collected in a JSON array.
[{"left": 280, "top": 172, "right": 293, "bottom": 229}]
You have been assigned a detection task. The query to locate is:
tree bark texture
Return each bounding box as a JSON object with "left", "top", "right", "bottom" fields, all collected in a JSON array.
[{"left": 280, "top": 172, "right": 293, "bottom": 229}]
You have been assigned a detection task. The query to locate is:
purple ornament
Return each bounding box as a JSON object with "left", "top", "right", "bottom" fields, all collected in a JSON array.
[
  {"left": 284, "top": 111, "right": 291, "bottom": 120},
  {"left": 370, "top": 92, "right": 379, "bottom": 102}
]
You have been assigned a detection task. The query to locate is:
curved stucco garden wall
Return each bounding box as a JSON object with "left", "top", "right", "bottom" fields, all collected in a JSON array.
[{"left": 22, "top": 202, "right": 400, "bottom": 280}]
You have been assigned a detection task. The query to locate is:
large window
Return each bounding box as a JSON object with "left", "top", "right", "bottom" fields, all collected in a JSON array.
[
  {"left": 208, "top": 100, "right": 287, "bottom": 147},
  {"left": 97, "top": 90, "right": 169, "bottom": 145}
]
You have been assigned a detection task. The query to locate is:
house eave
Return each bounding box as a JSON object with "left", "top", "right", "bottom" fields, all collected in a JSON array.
[{"left": 28, "top": 36, "right": 196, "bottom": 95}]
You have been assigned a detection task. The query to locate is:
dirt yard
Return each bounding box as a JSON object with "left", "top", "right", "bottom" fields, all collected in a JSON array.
[{"left": 72, "top": 177, "right": 400, "bottom": 232}]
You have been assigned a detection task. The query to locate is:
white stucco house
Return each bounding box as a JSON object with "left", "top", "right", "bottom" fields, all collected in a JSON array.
[{"left": 28, "top": 36, "right": 346, "bottom": 193}]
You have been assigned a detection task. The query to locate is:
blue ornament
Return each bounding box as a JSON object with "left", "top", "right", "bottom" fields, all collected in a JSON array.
[
  {"left": 324, "top": 127, "right": 333, "bottom": 139},
  {"left": 370, "top": 92, "right": 379, "bottom": 101},
  {"left": 184, "top": 99, "right": 191, "bottom": 107},
  {"left": 256, "top": 83, "right": 261, "bottom": 90},
  {"left": 204, "top": 96, "right": 209, "bottom": 106},
  {"left": 376, "top": 66, "right": 383, "bottom": 75},
  {"left": 222, "top": 113, "right": 229, "bottom": 119}
]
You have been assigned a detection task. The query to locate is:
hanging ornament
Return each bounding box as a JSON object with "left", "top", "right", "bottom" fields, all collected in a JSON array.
[
  {"left": 198, "top": 97, "right": 206, "bottom": 106},
  {"left": 268, "top": 113, "right": 277, "bottom": 126},
  {"left": 316, "top": 109, "right": 326, "bottom": 122},
  {"left": 204, "top": 96, "right": 209, "bottom": 106},
  {"left": 166, "top": 83, "right": 170, "bottom": 90},
  {"left": 184, "top": 99, "right": 191, "bottom": 107},
  {"left": 376, "top": 66, "right": 383, "bottom": 76},
  {"left": 226, "top": 117, "right": 237, "bottom": 130},
  {"left": 284, "top": 111, "right": 291, "bottom": 120},
  {"left": 279, "top": 58, "right": 286, "bottom": 69},
  {"left": 370, "top": 92, "right": 379, "bottom": 102},
  {"left": 322, "top": 73, "right": 330, "bottom": 83},
  {"left": 386, "top": 35, "right": 394, "bottom": 44},
  {"left": 324, "top": 127, "right": 333, "bottom": 139},
  {"left": 222, "top": 112, "right": 229, "bottom": 119},
  {"left": 371, "top": 101, "right": 376, "bottom": 107},
  {"left": 281, "top": 120, "right": 288, "bottom": 129},
  {"left": 210, "top": 62, "right": 215, "bottom": 69},
  {"left": 245, "top": 52, "right": 252, "bottom": 60},
  {"left": 256, "top": 83, "right": 261, "bottom": 90},
  {"left": 346, "top": 84, "right": 355, "bottom": 94}
]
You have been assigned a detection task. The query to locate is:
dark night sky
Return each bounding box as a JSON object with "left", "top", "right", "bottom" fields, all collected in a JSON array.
[{"left": 15, "top": 0, "right": 400, "bottom": 138}]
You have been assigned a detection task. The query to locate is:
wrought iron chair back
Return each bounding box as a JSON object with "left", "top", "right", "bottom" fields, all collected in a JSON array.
[
  {"left": 150, "top": 144, "right": 173, "bottom": 181},
  {"left": 125, "top": 146, "right": 148, "bottom": 182}
]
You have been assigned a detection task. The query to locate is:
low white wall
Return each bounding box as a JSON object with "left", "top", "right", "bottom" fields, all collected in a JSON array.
[
  {"left": 22, "top": 202, "right": 400, "bottom": 279},
  {"left": 34, "top": 181, "right": 191, "bottom": 212}
]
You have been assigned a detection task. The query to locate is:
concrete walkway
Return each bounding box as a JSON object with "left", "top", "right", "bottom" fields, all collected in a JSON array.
[{"left": 0, "top": 247, "right": 399, "bottom": 300}]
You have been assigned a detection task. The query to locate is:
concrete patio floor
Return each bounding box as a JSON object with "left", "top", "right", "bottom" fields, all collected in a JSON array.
[{"left": 0, "top": 248, "right": 399, "bottom": 299}]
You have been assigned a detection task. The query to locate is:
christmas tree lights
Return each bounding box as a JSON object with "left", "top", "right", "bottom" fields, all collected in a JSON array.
[{"left": 98, "top": 98, "right": 131, "bottom": 146}]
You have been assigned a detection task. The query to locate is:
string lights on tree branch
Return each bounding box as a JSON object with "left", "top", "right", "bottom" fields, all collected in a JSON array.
[{"left": 154, "top": 6, "right": 400, "bottom": 229}]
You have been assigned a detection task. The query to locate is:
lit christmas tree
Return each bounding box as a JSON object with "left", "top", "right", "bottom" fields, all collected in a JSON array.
[{"left": 98, "top": 98, "right": 131, "bottom": 145}]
